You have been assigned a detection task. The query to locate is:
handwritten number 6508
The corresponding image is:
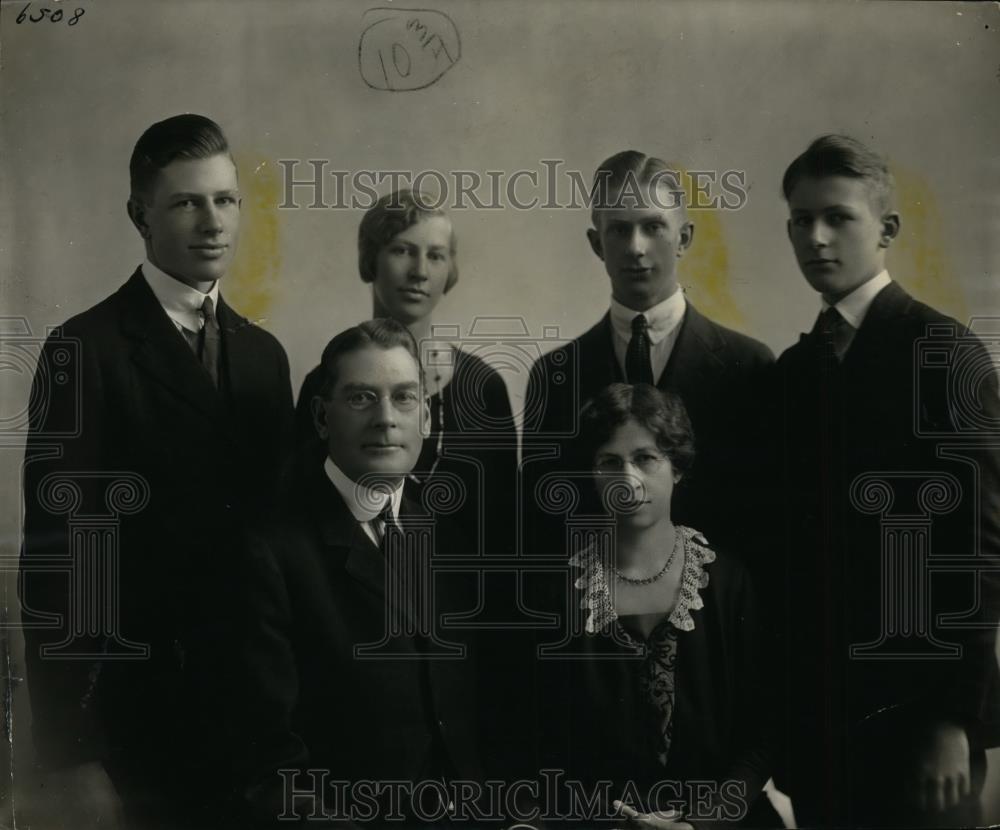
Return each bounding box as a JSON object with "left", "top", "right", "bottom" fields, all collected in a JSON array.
[{"left": 16, "top": 4, "right": 86, "bottom": 25}]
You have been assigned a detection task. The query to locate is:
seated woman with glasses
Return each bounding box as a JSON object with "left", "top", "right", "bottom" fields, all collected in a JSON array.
[
  {"left": 533, "top": 383, "right": 776, "bottom": 828},
  {"left": 294, "top": 190, "right": 518, "bottom": 556}
]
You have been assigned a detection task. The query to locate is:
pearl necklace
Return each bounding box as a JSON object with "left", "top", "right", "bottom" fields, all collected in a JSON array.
[
  {"left": 408, "top": 346, "right": 447, "bottom": 483},
  {"left": 614, "top": 527, "right": 683, "bottom": 586}
]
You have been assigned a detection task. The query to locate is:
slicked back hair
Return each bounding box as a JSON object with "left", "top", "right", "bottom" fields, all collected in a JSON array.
[
  {"left": 314, "top": 318, "right": 421, "bottom": 401},
  {"left": 781, "top": 134, "right": 894, "bottom": 213},
  {"left": 129, "top": 114, "right": 233, "bottom": 202},
  {"left": 590, "top": 150, "right": 685, "bottom": 228}
]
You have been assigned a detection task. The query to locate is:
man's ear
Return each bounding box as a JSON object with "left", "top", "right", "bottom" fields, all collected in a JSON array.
[
  {"left": 879, "top": 212, "right": 901, "bottom": 249},
  {"left": 420, "top": 397, "right": 432, "bottom": 439},
  {"left": 127, "top": 197, "right": 150, "bottom": 240},
  {"left": 676, "top": 220, "right": 695, "bottom": 258},
  {"left": 311, "top": 396, "right": 329, "bottom": 440},
  {"left": 586, "top": 227, "right": 604, "bottom": 261}
]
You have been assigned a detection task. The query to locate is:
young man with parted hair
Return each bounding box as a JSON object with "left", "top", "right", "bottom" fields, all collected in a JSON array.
[
  {"left": 773, "top": 134, "right": 1000, "bottom": 826},
  {"left": 20, "top": 113, "right": 294, "bottom": 828},
  {"left": 522, "top": 150, "right": 774, "bottom": 559}
]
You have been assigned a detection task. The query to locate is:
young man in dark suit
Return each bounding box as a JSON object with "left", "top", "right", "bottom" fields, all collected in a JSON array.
[
  {"left": 19, "top": 114, "right": 294, "bottom": 828},
  {"left": 773, "top": 134, "right": 1000, "bottom": 826},
  {"left": 231, "top": 320, "right": 483, "bottom": 827},
  {"left": 522, "top": 150, "right": 774, "bottom": 558}
]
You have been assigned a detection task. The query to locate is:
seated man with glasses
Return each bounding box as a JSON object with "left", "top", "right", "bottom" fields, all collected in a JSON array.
[
  {"left": 225, "top": 318, "right": 483, "bottom": 827},
  {"left": 532, "top": 383, "right": 778, "bottom": 827}
]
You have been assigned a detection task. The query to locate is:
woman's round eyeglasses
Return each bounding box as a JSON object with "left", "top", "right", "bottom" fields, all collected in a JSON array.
[{"left": 594, "top": 451, "right": 669, "bottom": 476}]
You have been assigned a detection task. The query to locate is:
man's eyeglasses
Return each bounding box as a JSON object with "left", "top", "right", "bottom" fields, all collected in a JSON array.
[
  {"left": 594, "top": 451, "right": 669, "bottom": 475},
  {"left": 340, "top": 389, "right": 422, "bottom": 412}
]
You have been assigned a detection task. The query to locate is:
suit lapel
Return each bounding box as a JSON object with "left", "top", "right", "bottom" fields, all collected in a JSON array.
[
  {"left": 659, "top": 302, "right": 726, "bottom": 391},
  {"left": 784, "top": 281, "right": 911, "bottom": 375},
  {"left": 306, "top": 460, "right": 436, "bottom": 639},
  {"left": 579, "top": 314, "right": 621, "bottom": 398},
  {"left": 311, "top": 476, "right": 387, "bottom": 601},
  {"left": 581, "top": 304, "right": 728, "bottom": 395},
  {"left": 118, "top": 268, "right": 222, "bottom": 418},
  {"left": 843, "top": 280, "right": 911, "bottom": 367},
  {"left": 217, "top": 296, "right": 259, "bottom": 410}
]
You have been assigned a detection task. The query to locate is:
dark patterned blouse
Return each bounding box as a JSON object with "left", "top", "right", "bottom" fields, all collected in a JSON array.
[{"left": 535, "top": 527, "right": 775, "bottom": 827}]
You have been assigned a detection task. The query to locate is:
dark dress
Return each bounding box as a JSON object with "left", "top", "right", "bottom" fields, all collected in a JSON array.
[
  {"left": 295, "top": 345, "right": 518, "bottom": 557},
  {"left": 532, "top": 528, "right": 777, "bottom": 828}
]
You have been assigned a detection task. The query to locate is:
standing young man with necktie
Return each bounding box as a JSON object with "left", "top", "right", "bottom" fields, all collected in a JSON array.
[
  {"left": 522, "top": 150, "right": 774, "bottom": 558},
  {"left": 20, "top": 114, "right": 294, "bottom": 828},
  {"left": 773, "top": 134, "right": 1000, "bottom": 827}
]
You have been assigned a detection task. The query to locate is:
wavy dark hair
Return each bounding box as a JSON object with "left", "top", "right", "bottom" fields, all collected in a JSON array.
[{"left": 577, "top": 383, "right": 695, "bottom": 477}]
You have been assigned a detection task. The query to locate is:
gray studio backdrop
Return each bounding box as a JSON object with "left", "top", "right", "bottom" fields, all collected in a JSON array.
[{"left": 2, "top": 0, "right": 998, "bottom": 822}]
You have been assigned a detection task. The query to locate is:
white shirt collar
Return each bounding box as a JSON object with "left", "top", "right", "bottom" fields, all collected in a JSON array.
[
  {"left": 610, "top": 287, "right": 686, "bottom": 345},
  {"left": 323, "top": 456, "right": 403, "bottom": 524},
  {"left": 822, "top": 270, "right": 891, "bottom": 330},
  {"left": 141, "top": 258, "right": 220, "bottom": 332}
]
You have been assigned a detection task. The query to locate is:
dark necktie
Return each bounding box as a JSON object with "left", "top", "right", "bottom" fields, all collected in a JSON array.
[
  {"left": 625, "top": 313, "right": 655, "bottom": 386},
  {"left": 374, "top": 502, "right": 397, "bottom": 555},
  {"left": 199, "top": 296, "right": 221, "bottom": 388},
  {"left": 815, "top": 306, "right": 854, "bottom": 363}
]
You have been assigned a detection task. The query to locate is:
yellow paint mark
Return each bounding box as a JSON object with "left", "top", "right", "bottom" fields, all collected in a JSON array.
[
  {"left": 226, "top": 154, "right": 281, "bottom": 322},
  {"left": 889, "top": 166, "right": 968, "bottom": 321},
  {"left": 674, "top": 168, "right": 744, "bottom": 330}
]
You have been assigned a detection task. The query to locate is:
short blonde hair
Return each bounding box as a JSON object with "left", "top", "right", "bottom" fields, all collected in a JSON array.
[{"left": 357, "top": 189, "right": 458, "bottom": 293}]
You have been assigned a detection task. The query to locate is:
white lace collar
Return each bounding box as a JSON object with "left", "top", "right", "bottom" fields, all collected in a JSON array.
[{"left": 568, "top": 526, "right": 716, "bottom": 635}]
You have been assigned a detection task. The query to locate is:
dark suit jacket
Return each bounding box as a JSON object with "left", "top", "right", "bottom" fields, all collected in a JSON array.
[
  {"left": 230, "top": 461, "right": 481, "bottom": 825},
  {"left": 20, "top": 268, "right": 294, "bottom": 781},
  {"left": 522, "top": 302, "right": 774, "bottom": 558},
  {"left": 773, "top": 280, "right": 1000, "bottom": 803}
]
